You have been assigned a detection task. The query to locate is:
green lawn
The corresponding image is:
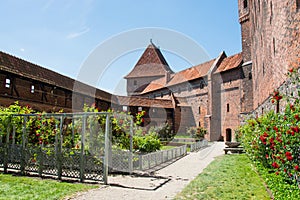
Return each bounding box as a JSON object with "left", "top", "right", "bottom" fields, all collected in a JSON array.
[
  {"left": 175, "top": 154, "right": 271, "bottom": 200},
  {"left": 0, "top": 174, "right": 98, "bottom": 200}
]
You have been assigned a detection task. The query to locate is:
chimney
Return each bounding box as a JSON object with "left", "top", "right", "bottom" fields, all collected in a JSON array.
[{"left": 165, "top": 70, "right": 171, "bottom": 84}]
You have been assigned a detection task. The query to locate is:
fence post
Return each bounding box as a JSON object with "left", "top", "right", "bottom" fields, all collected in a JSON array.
[
  {"left": 128, "top": 118, "right": 133, "bottom": 174},
  {"left": 139, "top": 154, "right": 143, "bottom": 171},
  {"left": 4, "top": 125, "right": 10, "bottom": 173},
  {"left": 103, "top": 114, "right": 110, "bottom": 185},
  {"left": 80, "top": 115, "right": 86, "bottom": 183},
  {"left": 20, "top": 116, "right": 27, "bottom": 175}
]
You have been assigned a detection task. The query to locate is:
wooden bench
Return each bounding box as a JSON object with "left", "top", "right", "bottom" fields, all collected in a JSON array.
[{"left": 224, "top": 147, "right": 244, "bottom": 154}]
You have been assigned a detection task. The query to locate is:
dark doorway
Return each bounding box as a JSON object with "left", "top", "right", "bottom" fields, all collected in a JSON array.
[{"left": 226, "top": 129, "right": 232, "bottom": 142}]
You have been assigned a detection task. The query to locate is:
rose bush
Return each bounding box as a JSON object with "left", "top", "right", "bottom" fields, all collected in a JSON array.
[{"left": 238, "top": 68, "right": 300, "bottom": 191}]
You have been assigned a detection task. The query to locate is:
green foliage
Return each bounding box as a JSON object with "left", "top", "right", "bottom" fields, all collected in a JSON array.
[
  {"left": 133, "top": 132, "right": 161, "bottom": 153},
  {"left": 238, "top": 68, "right": 300, "bottom": 198},
  {"left": 186, "top": 126, "right": 207, "bottom": 140},
  {"left": 175, "top": 154, "right": 270, "bottom": 200},
  {"left": 149, "top": 123, "right": 175, "bottom": 142}
]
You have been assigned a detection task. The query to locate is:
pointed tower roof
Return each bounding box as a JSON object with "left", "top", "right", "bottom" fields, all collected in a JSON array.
[{"left": 125, "top": 42, "right": 174, "bottom": 78}]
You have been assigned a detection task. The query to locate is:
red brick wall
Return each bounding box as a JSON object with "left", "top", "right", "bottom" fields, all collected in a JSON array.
[{"left": 246, "top": 0, "right": 300, "bottom": 108}]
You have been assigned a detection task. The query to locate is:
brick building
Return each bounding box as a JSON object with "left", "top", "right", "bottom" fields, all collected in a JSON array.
[
  {"left": 0, "top": 0, "right": 299, "bottom": 141},
  {"left": 238, "top": 0, "right": 300, "bottom": 109}
]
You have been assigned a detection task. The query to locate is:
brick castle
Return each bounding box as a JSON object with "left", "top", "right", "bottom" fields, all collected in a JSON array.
[{"left": 0, "top": 0, "right": 299, "bottom": 141}]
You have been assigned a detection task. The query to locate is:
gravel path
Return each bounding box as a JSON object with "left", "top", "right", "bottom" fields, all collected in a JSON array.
[{"left": 68, "top": 142, "right": 225, "bottom": 200}]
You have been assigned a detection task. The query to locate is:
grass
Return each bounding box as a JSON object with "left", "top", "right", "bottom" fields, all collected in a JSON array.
[
  {"left": 0, "top": 174, "right": 98, "bottom": 200},
  {"left": 175, "top": 154, "right": 270, "bottom": 200},
  {"left": 174, "top": 135, "right": 191, "bottom": 138},
  {"left": 161, "top": 145, "right": 176, "bottom": 150}
]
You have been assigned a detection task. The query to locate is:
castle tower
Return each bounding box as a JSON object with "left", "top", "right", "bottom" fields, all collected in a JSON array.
[
  {"left": 125, "top": 42, "right": 173, "bottom": 96},
  {"left": 238, "top": 0, "right": 251, "bottom": 63}
]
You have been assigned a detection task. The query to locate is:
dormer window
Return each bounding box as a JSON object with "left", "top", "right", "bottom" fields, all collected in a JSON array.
[
  {"left": 5, "top": 78, "right": 10, "bottom": 88},
  {"left": 133, "top": 80, "right": 137, "bottom": 86}
]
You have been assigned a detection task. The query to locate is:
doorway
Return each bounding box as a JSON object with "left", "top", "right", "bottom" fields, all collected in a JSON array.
[{"left": 226, "top": 128, "right": 232, "bottom": 142}]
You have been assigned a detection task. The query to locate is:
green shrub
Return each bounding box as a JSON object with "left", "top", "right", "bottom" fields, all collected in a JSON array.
[
  {"left": 238, "top": 68, "right": 300, "bottom": 198},
  {"left": 186, "top": 126, "right": 207, "bottom": 140}
]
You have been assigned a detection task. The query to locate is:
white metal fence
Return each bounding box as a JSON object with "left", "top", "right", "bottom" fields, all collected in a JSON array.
[{"left": 190, "top": 139, "right": 208, "bottom": 152}]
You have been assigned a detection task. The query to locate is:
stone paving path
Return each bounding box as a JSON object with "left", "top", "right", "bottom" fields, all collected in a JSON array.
[{"left": 68, "top": 142, "right": 225, "bottom": 200}]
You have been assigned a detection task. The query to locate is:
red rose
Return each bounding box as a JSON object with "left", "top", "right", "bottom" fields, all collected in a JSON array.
[
  {"left": 271, "top": 99, "right": 275, "bottom": 104},
  {"left": 272, "top": 162, "right": 280, "bottom": 168},
  {"left": 295, "top": 165, "right": 299, "bottom": 171},
  {"left": 289, "top": 68, "right": 294, "bottom": 73},
  {"left": 295, "top": 114, "right": 300, "bottom": 121}
]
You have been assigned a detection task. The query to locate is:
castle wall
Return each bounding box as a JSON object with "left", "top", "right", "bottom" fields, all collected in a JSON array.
[{"left": 248, "top": 0, "right": 300, "bottom": 109}]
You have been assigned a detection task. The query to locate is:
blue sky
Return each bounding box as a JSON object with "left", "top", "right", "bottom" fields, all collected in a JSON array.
[{"left": 0, "top": 0, "right": 241, "bottom": 95}]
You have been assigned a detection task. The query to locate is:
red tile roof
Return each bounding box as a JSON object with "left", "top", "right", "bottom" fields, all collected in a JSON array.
[
  {"left": 115, "top": 95, "right": 173, "bottom": 108},
  {"left": 141, "top": 58, "right": 216, "bottom": 94},
  {"left": 125, "top": 44, "right": 174, "bottom": 78},
  {"left": 215, "top": 53, "right": 243, "bottom": 73},
  {"left": 0, "top": 51, "right": 113, "bottom": 102}
]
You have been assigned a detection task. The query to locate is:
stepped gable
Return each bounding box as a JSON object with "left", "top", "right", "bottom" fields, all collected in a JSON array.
[
  {"left": 124, "top": 43, "right": 174, "bottom": 78},
  {"left": 214, "top": 52, "right": 243, "bottom": 73},
  {"left": 141, "top": 58, "right": 216, "bottom": 94},
  {"left": 0, "top": 51, "right": 113, "bottom": 102},
  {"left": 115, "top": 95, "right": 173, "bottom": 108}
]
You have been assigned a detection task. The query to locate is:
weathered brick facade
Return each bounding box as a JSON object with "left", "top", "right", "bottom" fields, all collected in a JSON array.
[
  {"left": 1, "top": 0, "right": 297, "bottom": 141},
  {"left": 241, "top": 0, "right": 300, "bottom": 109}
]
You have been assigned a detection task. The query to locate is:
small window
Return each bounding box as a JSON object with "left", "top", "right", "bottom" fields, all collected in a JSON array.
[
  {"left": 138, "top": 107, "right": 143, "bottom": 112},
  {"left": 227, "top": 104, "right": 230, "bottom": 112},
  {"left": 161, "top": 93, "right": 163, "bottom": 98},
  {"left": 243, "top": 0, "right": 248, "bottom": 9},
  {"left": 200, "top": 80, "right": 205, "bottom": 89},
  {"left": 31, "top": 85, "right": 35, "bottom": 93},
  {"left": 5, "top": 78, "right": 10, "bottom": 88},
  {"left": 133, "top": 80, "right": 137, "bottom": 86},
  {"left": 178, "top": 88, "right": 181, "bottom": 94},
  {"left": 198, "top": 122, "right": 201, "bottom": 127},
  {"left": 249, "top": 72, "right": 252, "bottom": 80},
  {"left": 199, "top": 106, "right": 201, "bottom": 114},
  {"left": 122, "top": 106, "right": 128, "bottom": 112}
]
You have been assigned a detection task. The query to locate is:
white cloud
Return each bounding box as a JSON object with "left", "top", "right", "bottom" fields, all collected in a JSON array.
[
  {"left": 66, "top": 27, "right": 90, "bottom": 39},
  {"left": 20, "top": 48, "right": 25, "bottom": 52}
]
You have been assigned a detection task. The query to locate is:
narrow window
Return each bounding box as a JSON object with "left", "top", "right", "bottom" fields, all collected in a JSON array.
[
  {"left": 227, "top": 104, "right": 230, "bottom": 112},
  {"left": 161, "top": 92, "right": 163, "bottom": 98},
  {"left": 200, "top": 81, "right": 204, "bottom": 89},
  {"left": 178, "top": 88, "right": 181, "bottom": 94},
  {"left": 199, "top": 106, "right": 201, "bottom": 114},
  {"left": 249, "top": 72, "right": 252, "bottom": 80},
  {"left": 198, "top": 121, "right": 201, "bottom": 127},
  {"left": 31, "top": 85, "right": 35, "bottom": 93},
  {"left": 133, "top": 80, "right": 137, "bottom": 86},
  {"left": 243, "top": 0, "right": 248, "bottom": 9},
  {"left": 122, "top": 106, "right": 128, "bottom": 112},
  {"left": 5, "top": 78, "right": 10, "bottom": 88},
  {"left": 273, "top": 38, "right": 276, "bottom": 55}
]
